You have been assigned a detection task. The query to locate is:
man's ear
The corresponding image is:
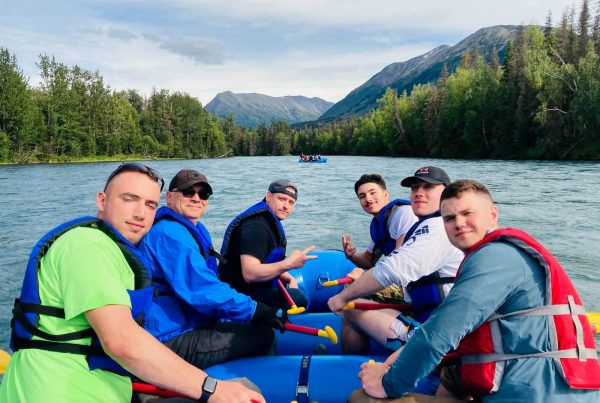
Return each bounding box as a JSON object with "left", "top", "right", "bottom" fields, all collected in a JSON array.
[
  {"left": 490, "top": 204, "right": 499, "bottom": 225},
  {"left": 96, "top": 191, "right": 107, "bottom": 217}
]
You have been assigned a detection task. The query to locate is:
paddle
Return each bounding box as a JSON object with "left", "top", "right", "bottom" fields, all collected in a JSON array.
[
  {"left": 0, "top": 349, "right": 10, "bottom": 374},
  {"left": 344, "top": 305, "right": 600, "bottom": 334},
  {"left": 132, "top": 382, "right": 262, "bottom": 402},
  {"left": 321, "top": 276, "right": 354, "bottom": 287},
  {"left": 277, "top": 278, "right": 306, "bottom": 315},
  {"left": 342, "top": 301, "right": 413, "bottom": 312},
  {"left": 284, "top": 323, "right": 338, "bottom": 344}
]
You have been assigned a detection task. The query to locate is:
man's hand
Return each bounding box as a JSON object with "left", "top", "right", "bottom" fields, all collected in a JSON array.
[
  {"left": 358, "top": 361, "right": 389, "bottom": 399},
  {"left": 251, "top": 302, "right": 289, "bottom": 331},
  {"left": 341, "top": 234, "right": 357, "bottom": 258},
  {"left": 327, "top": 294, "right": 347, "bottom": 314},
  {"left": 346, "top": 267, "right": 365, "bottom": 281},
  {"left": 279, "top": 271, "right": 298, "bottom": 289},
  {"left": 210, "top": 380, "right": 266, "bottom": 403},
  {"left": 284, "top": 246, "right": 317, "bottom": 270}
]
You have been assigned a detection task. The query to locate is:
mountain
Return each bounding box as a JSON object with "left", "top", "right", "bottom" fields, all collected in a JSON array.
[
  {"left": 205, "top": 91, "right": 334, "bottom": 128},
  {"left": 318, "top": 25, "right": 521, "bottom": 122}
]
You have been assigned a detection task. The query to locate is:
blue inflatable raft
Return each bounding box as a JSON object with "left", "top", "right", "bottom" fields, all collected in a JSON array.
[
  {"left": 299, "top": 157, "right": 327, "bottom": 163},
  {"left": 203, "top": 250, "right": 440, "bottom": 402}
]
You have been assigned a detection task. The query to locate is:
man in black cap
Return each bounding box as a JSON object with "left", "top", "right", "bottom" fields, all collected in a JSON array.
[
  {"left": 138, "top": 169, "right": 288, "bottom": 370},
  {"left": 219, "top": 179, "right": 316, "bottom": 309},
  {"left": 328, "top": 166, "right": 463, "bottom": 356}
]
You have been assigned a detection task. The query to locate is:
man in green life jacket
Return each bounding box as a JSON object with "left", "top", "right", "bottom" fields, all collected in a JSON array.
[{"left": 0, "top": 163, "right": 265, "bottom": 403}]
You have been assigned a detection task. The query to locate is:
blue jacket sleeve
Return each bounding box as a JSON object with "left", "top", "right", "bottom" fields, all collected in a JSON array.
[
  {"left": 141, "top": 220, "right": 257, "bottom": 323},
  {"left": 382, "top": 243, "right": 525, "bottom": 397}
]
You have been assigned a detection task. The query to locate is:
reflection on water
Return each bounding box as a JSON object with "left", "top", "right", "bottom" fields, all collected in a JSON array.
[{"left": 1, "top": 156, "right": 599, "bottom": 349}]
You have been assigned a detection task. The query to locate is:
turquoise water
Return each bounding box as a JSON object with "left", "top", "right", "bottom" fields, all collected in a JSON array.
[{"left": 0, "top": 156, "right": 599, "bottom": 350}]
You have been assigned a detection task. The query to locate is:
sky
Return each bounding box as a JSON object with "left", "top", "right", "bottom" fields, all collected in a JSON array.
[{"left": 0, "top": 0, "right": 582, "bottom": 105}]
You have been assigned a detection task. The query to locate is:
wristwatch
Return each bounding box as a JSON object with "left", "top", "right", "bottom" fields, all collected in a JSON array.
[{"left": 198, "top": 376, "right": 217, "bottom": 402}]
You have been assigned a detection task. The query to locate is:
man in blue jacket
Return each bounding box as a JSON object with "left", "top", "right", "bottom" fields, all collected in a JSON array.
[{"left": 139, "top": 169, "right": 287, "bottom": 369}]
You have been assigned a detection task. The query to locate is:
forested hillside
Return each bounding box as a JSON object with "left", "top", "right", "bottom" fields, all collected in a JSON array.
[{"left": 1, "top": 1, "right": 599, "bottom": 162}]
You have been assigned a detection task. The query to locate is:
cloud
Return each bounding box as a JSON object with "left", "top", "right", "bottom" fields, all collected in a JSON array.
[
  {"left": 158, "top": 36, "right": 227, "bottom": 65},
  {"left": 106, "top": 27, "right": 137, "bottom": 42}
]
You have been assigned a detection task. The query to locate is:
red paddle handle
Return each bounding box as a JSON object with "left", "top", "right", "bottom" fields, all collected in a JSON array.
[
  {"left": 132, "top": 382, "right": 262, "bottom": 403},
  {"left": 284, "top": 322, "right": 320, "bottom": 336},
  {"left": 336, "top": 276, "right": 354, "bottom": 285},
  {"left": 277, "top": 279, "right": 296, "bottom": 307},
  {"left": 352, "top": 302, "right": 412, "bottom": 312},
  {"left": 132, "top": 382, "right": 188, "bottom": 398}
]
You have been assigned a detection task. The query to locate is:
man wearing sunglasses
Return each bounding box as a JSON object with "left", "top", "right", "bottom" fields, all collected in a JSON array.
[
  {"left": 139, "top": 169, "right": 284, "bottom": 370},
  {"left": 1, "top": 163, "right": 265, "bottom": 403}
]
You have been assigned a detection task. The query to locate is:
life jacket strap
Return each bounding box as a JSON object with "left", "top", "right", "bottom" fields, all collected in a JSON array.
[
  {"left": 13, "top": 300, "right": 95, "bottom": 342},
  {"left": 11, "top": 336, "right": 105, "bottom": 355},
  {"left": 461, "top": 348, "right": 599, "bottom": 365},
  {"left": 295, "top": 355, "right": 311, "bottom": 403},
  {"left": 209, "top": 247, "right": 227, "bottom": 265},
  {"left": 405, "top": 275, "right": 455, "bottom": 292}
]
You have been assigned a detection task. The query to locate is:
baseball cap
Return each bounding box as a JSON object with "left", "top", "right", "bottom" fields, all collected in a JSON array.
[
  {"left": 268, "top": 179, "right": 298, "bottom": 200},
  {"left": 400, "top": 166, "right": 450, "bottom": 187},
  {"left": 169, "top": 169, "right": 213, "bottom": 194}
]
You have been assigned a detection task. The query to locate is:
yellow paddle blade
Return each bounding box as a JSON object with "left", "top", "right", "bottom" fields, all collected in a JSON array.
[
  {"left": 587, "top": 312, "right": 600, "bottom": 331},
  {"left": 0, "top": 349, "right": 11, "bottom": 374}
]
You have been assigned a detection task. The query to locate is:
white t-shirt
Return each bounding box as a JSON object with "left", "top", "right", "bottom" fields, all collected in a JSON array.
[
  {"left": 366, "top": 204, "right": 417, "bottom": 253},
  {"left": 372, "top": 215, "right": 464, "bottom": 302}
]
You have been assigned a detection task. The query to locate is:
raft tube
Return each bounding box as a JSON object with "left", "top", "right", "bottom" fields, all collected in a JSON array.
[
  {"left": 206, "top": 355, "right": 379, "bottom": 403},
  {"left": 298, "top": 157, "right": 328, "bottom": 163},
  {"left": 289, "top": 249, "right": 355, "bottom": 312}
]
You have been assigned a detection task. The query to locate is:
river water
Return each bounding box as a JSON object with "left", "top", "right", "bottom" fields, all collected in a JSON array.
[{"left": 0, "top": 156, "right": 599, "bottom": 350}]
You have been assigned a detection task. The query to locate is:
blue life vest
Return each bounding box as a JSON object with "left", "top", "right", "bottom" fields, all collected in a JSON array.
[
  {"left": 401, "top": 211, "right": 455, "bottom": 322},
  {"left": 10, "top": 216, "right": 154, "bottom": 377},
  {"left": 369, "top": 199, "right": 411, "bottom": 256},
  {"left": 154, "top": 207, "right": 222, "bottom": 275},
  {"left": 220, "top": 201, "right": 287, "bottom": 265}
]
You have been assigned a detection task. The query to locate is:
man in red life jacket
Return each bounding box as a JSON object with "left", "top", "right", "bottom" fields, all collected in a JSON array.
[{"left": 353, "top": 179, "right": 600, "bottom": 403}]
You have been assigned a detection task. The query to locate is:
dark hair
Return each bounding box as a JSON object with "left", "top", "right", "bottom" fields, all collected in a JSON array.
[
  {"left": 104, "top": 162, "right": 164, "bottom": 191},
  {"left": 354, "top": 174, "right": 386, "bottom": 195},
  {"left": 440, "top": 179, "right": 493, "bottom": 203}
]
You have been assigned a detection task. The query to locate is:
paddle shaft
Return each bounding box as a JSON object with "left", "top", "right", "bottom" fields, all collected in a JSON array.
[
  {"left": 277, "top": 278, "right": 297, "bottom": 308},
  {"left": 322, "top": 276, "right": 354, "bottom": 287},
  {"left": 350, "top": 302, "right": 413, "bottom": 312},
  {"left": 284, "top": 322, "right": 321, "bottom": 336},
  {"left": 132, "top": 382, "right": 261, "bottom": 403}
]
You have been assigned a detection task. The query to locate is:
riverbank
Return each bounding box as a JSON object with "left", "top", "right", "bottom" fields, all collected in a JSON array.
[{"left": 0, "top": 154, "right": 176, "bottom": 166}]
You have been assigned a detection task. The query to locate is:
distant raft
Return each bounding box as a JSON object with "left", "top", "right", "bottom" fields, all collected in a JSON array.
[{"left": 299, "top": 155, "right": 327, "bottom": 163}]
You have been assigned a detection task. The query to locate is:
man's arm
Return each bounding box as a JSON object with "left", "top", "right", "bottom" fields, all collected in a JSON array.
[
  {"left": 327, "top": 269, "right": 383, "bottom": 312},
  {"left": 376, "top": 244, "right": 524, "bottom": 398},
  {"left": 142, "top": 224, "right": 256, "bottom": 322},
  {"left": 86, "top": 305, "right": 265, "bottom": 403},
  {"left": 241, "top": 246, "right": 316, "bottom": 283}
]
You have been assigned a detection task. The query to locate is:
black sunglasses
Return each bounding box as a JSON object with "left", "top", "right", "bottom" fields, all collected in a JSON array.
[
  {"left": 178, "top": 188, "right": 211, "bottom": 200},
  {"left": 105, "top": 162, "right": 165, "bottom": 191}
]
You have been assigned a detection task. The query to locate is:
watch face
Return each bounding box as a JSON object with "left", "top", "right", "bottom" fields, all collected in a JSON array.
[{"left": 204, "top": 376, "right": 217, "bottom": 393}]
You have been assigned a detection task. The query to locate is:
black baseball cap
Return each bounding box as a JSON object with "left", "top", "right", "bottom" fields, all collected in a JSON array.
[
  {"left": 401, "top": 166, "right": 450, "bottom": 187},
  {"left": 268, "top": 179, "right": 298, "bottom": 200},
  {"left": 169, "top": 169, "right": 213, "bottom": 194}
]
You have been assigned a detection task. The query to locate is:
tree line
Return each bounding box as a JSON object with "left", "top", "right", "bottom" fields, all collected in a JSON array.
[
  {"left": 1, "top": 1, "right": 599, "bottom": 163},
  {"left": 290, "top": 2, "right": 600, "bottom": 160}
]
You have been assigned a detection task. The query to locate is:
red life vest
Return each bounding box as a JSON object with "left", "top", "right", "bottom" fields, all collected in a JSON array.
[{"left": 455, "top": 228, "right": 600, "bottom": 395}]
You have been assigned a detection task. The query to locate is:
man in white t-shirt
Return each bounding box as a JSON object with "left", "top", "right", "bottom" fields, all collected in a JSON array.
[
  {"left": 342, "top": 174, "right": 417, "bottom": 269},
  {"left": 330, "top": 167, "right": 463, "bottom": 354},
  {"left": 340, "top": 174, "right": 417, "bottom": 353}
]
